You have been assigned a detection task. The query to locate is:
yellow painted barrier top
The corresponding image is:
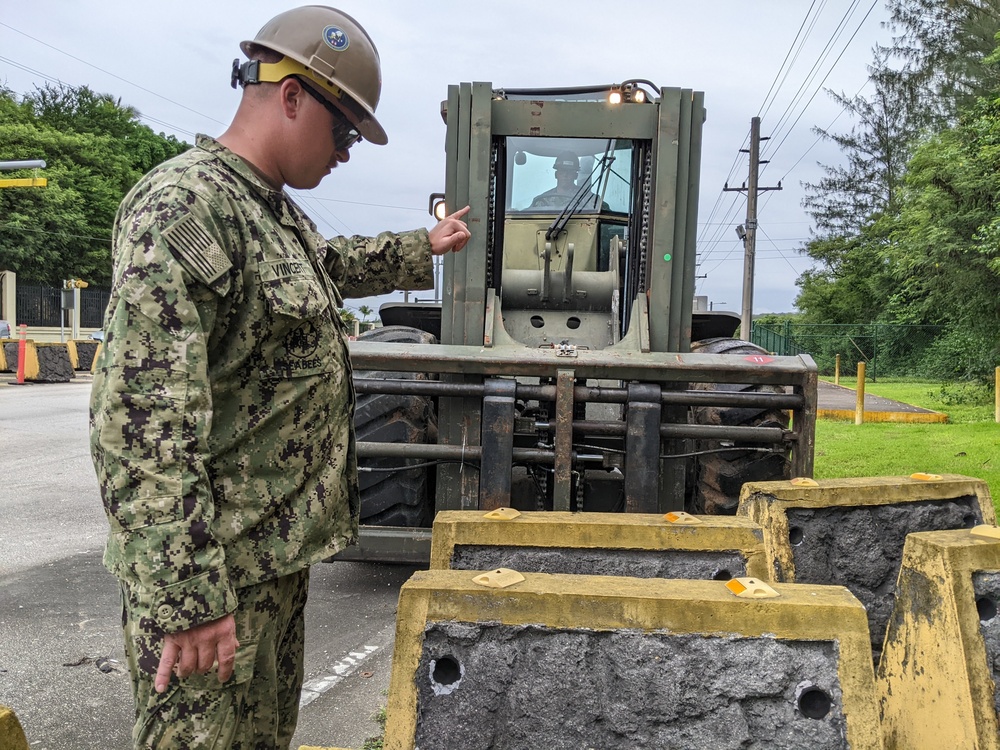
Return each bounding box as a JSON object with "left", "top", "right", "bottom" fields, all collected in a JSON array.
[
  {"left": 430, "top": 509, "right": 768, "bottom": 577},
  {"left": 0, "top": 704, "right": 29, "bottom": 750}
]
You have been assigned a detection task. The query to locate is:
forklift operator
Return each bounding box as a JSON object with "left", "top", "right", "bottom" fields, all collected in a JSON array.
[{"left": 530, "top": 151, "right": 608, "bottom": 211}]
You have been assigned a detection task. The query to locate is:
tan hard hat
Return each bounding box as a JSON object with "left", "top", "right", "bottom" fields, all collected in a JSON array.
[
  {"left": 241, "top": 6, "right": 387, "bottom": 145},
  {"left": 553, "top": 151, "right": 580, "bottom": 172}
]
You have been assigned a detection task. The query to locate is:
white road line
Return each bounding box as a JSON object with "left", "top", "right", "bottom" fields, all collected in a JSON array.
[{"left": 299, "top": 643, "right": 380, "bottom": 708}]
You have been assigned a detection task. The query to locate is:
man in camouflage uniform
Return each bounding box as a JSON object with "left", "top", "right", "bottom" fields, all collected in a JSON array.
[{"left": 89, "top": 7, "right": 470, "bottom": 748}]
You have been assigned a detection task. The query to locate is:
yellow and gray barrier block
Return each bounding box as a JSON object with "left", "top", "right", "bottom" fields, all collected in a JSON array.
[
  {"left": 65, "top": 339, "right": 80, "bottom": 369},
  {"left": 73, "top": 339, "right": 101, "bottom": 371},
  {"left": 430, "top": 509, "right": 770, "bottom": 581},
  {"left": 0, "top": 704, "right": 29, "bottom": 750},
  {"left": 1, "top": 340, "right": 38, "bottom": 378},
  {"left": 879, "top": 527, "right": 1000, "bottom": 749},
  {"left": 34, "top": 343, "right": 74, "bottom": 382},
  {"left": 739, "top": 474, "right": 995, "bottom": 661},
  {"left": 1, "top": 340, "right": 73, "bottom": 382},
  {"left": 384, "top": 570, "right": 882, "bottom": 749}
]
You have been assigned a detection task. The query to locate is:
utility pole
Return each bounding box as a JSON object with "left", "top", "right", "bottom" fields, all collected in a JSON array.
[{"left": 723, "top": 118, "right": 781, "bottom": 340}]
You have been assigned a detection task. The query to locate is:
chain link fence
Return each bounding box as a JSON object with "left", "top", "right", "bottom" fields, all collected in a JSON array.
[{"left": 751, "top": 322, "right": 946, "bottom": 381}]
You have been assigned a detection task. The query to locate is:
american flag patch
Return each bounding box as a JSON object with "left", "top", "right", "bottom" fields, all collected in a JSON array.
[{"left": 162, "top": 215, "right": 232, "bottom": 285}]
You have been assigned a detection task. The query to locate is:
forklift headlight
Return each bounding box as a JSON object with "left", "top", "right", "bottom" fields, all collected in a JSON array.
[{"left": 428, "top": 192, "right": 447, "bottom": 220}]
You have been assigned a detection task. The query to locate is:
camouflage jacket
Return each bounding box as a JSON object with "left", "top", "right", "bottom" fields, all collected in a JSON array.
[{"left": 90, "top": 135, "right": 433, "bottom": 633}]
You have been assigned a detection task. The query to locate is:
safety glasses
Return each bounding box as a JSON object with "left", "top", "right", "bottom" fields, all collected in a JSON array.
[{"left": 297, "top": 77, "right": 363, "bottom": 152}]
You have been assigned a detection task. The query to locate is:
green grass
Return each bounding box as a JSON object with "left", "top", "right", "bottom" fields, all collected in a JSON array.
[
  {"left": 815, "top": 377, "right": 1000, "bottom": 505},
  {"left": 361, "top": 705, "right": 387, "bottom": 750}
]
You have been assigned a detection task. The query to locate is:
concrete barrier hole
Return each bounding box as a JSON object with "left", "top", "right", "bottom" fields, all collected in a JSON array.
[
  {"left": 963, "top": 513, "right": 979, "bottom": 528},
  {"left": 789, "top": 526, "right": 804, "bottom": 546},
  {"left": 977, "top": 596, "right": 998, "bottom": 622},
  {"left": 430, "top": 655, "right": 463, "bottom": 695},
  {"left": 712, "top": 568, "right": 733, "bottom": 581},
  {"left": 566, "top": 316, "right": 581, "bottom": 330},
  {"left": 530, "top": 316, "right": 545, "bottom": 329},
  {"left": 796, "top": 685, "right": 832, "bottom": 719}
]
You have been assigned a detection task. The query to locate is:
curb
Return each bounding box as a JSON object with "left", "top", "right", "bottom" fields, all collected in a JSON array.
[{"left": 817, "top": 408, "right": 949, "bottom": 424}]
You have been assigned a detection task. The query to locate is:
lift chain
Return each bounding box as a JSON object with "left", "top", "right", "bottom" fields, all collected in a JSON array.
[
  {"left": 637, "top": 147, "right": 653, "bottom": 293},
  {"left": 485, "top": 138, "right": 499, "bottom": 289}
]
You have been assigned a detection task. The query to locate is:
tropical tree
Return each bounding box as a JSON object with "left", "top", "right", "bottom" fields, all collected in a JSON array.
[
  {"left": 796, "top": 60, "right": 922, "bottom": 322},
  {"left": 884, "top": 0, "right": 1000, "bottom": 117},
  {"left": 0, "top": 84, "right": 189, "bottom": 287},
  {"left": 886, "top": 89, "right": 1000, "bottom": 379}
]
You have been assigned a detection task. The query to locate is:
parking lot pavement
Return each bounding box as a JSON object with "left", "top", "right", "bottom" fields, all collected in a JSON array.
[{"left": 0, "top": 379, "right": 413, "bottom": 749}]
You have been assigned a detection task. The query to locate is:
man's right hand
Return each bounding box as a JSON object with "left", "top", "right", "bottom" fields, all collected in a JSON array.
[
  {"left": 154, "top": 613, "right": 239, "bottom": 693},
  {"left": 428, "top": 205, "right": 472, "bottom": 255}
]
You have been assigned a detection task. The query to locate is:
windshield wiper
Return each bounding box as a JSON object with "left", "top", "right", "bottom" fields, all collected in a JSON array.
[{"left": 545, "top": 145, "right": 616, "bottom": 241}]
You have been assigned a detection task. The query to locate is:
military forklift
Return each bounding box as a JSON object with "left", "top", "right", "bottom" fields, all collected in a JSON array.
[{"left": 338, "top": 81, "right": 818, "bottom": 563}]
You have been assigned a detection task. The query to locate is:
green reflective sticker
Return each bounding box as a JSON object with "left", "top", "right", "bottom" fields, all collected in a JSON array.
[{"left": 663, "top": 253, "right": 672, "bottom": 262}]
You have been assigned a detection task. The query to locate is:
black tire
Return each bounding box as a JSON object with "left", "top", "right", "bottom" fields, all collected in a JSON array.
[
  {"left": 686, "top": 337, "right": 790, "bottom": 515},
  {"left": 353, "top": 325, "right": 437, "bottom": 527}
]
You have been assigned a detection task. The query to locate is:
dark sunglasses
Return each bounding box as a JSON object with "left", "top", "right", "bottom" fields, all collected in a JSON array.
[{"left": 296, "top": 77, "right": 363, "bottom": 151}]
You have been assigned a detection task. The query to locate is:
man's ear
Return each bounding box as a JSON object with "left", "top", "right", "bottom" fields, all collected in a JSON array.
[{"left": 278, "top": 77, "right": 304, "bottom": 120}]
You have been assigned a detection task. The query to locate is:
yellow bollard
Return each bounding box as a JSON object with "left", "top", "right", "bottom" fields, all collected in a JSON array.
[
  {"left": 835, "top": 354, "right": 841, "bottom": 386},
  {"left": 855, "top": 362, "right": 866, "bottom": 425}
]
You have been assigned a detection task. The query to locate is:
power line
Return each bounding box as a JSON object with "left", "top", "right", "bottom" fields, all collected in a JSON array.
[
  {"left": 0, "top": 21, "right": 227, "bottom": 127},
  {"left": 763, "top": 0, "right": 866, "bottom": 153},
  {"left": 289, "top": 190, "right": 354, "bottom": 237},
  {"left": 758, "top": 225, "right": 807, "bottom": 274},
  {"left": 775, "top": 77, "right": 874, "bottom": 184},
  {"left": 758, "top": 0, "right": 828, "bottom": 121},
  {"left": 701, "top": 1, "right": 880, "bottom": 281},
  {"left": 762, "top": 0, "right": 880, "bottom": 167},
  {"left": 699, "top": 1, "right": 826, "bottom": 252},
  {"left": 309, "top": 196, "right": 428, "bottom": 213},
  {"left": 0, "top": 55, "right": 199, "bottom": 138}
]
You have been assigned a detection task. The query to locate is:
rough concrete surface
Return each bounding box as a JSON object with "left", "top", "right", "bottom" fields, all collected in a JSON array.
[
  {"left": 973, "top": 570, "right": 1000, "bottom": 718},
  {"left": 35, "top": 346, "right": 73, "bottom": 382},
  {"left": 2, "top": 341, "right": 20, "bottom": 372},
  {"left": 74, "top": 342, "right": 99, "bottom": 371},
  {"left": 451, "top": 545, "right": 748, "bottom": 580},
  {"left": 413, "top": 622, "right": 848, "bottom": 750},
  {"left": 786, "top": 496, "right": 981, "bottom": 656}
]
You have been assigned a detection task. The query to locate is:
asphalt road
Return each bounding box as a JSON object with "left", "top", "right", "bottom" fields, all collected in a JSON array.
[{"left": 0, "top": 377, "right": 413, "bottom": 749}]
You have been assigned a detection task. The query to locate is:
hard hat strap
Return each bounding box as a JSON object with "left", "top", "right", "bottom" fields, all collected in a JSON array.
[{"left": 231, "top": 58, "right": 344, "bottom": 102}]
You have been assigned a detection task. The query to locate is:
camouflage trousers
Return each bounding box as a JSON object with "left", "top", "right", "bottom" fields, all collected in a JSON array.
[{"left": 121, "top": 568, "right": 310, "bottom": 749}]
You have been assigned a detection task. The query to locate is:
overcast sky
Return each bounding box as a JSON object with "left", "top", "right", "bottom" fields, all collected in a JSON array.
[{"left": 1, "top": 1, "right": 893, "bottom": 315}]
